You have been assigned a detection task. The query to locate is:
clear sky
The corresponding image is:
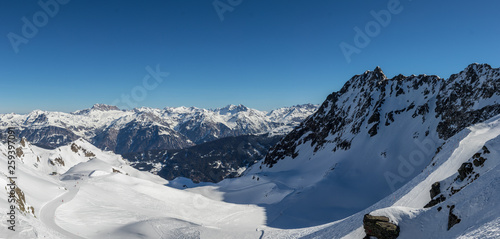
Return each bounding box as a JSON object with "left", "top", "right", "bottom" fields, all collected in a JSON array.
[{"left": 1, "top": 0, "right": 499, "bottom": 113}]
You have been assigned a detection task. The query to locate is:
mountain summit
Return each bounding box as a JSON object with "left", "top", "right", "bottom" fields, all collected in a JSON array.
[
  {"left": 235, "top": 63, "right": 500, "bottom": 228},
  {"left": 90, "top": 103, "right": 120, "bottom": 111},
  {"left": 216, "top": 104, "right": 250, "bottom": 114}
]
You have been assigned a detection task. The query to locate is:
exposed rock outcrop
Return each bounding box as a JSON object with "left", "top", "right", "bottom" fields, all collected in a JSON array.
[
  {"left": 447, "top": 205, "right": 461, "bottom": 230},
  {"left": 424, "top": 144, "right": 491, "bottom": 208},
  {"left": 458, "top": 162, "right": 473, "bottom": 181},
  {"left": 430, "top": 181, "right": 441, "bottom": 199},
  {"left": 70, "top": 142, "right": 96, "bottom": 157},
  {"left": 424, "top": 194, "right": 446, "bottom": 208},
  {"left": 7, "top": 178, "right": 35, "bottom": 217},
  {"left": 363, "top": 214, "right": 400, "bottom": 239}
]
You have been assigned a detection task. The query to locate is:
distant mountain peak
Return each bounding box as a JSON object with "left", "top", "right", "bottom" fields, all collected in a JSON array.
[
  {"left": 225, "top": 104, "right": 247, "bottom": 110},
  {"left": 217, "top": 104, "right": 249, "bottom": 114},
  {"left": 294, "top": 103, "right": 318, "bottom": 109},
  {"left": 91, "top": 104, "right": 120, "bottom": 111}
]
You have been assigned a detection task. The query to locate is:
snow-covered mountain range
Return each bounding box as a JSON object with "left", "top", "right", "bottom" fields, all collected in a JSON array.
[
  {"left": 0, "top": 104, "right": 318, "bottom": 154},
  {"left": 1, "top": 63, "right": 500, "bottom": 238}
]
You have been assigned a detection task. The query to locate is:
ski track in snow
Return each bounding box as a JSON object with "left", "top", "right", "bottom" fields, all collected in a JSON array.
[{"left": 40, "top": 178, "right": 86, "bottom": 239}]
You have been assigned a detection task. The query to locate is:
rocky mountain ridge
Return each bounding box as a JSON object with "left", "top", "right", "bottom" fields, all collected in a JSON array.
[
  {"left": 264, "top": 63, "right": 499, "bottom": 167},
  {"left": 236, "top": 63, "right": 500, "bottom": 228}
]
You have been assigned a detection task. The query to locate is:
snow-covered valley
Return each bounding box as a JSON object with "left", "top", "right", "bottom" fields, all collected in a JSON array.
[{"left": 0, "top": 139, "right": 267, "bottom": 238}]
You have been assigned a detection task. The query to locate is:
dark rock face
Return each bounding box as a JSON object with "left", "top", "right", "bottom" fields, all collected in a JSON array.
[
  {"left": 472, "top": 146, "right": 489, "bottom": 167},
  {"left": 458, "top": 162, "right": 473, "bottom": 181},
  {"left": 124, "top": 134, "right": 282, "bottom": 183},
  {"left": 424, "top": 194, "right": 446, "bottom": 208},
  {"left": 363, "top": 214, "right": 400, "bottom": 239},
  {"left": 436, "top": 64, "right": 500, "bottom": 139},
  {"left": 88, "top": 117, "right": 195, "bottom": 154},
  {"left": 70, "top": 143, "right": 95, "bottom": 157},
  {"left": 447, "top": 205, "right": 461, "bottom": 230},
  {"left": 73, "top": 103, "right": 121, "bottom": 115},
  {"left": 430, "top": 182, "right": 441, "bottom": 199},
  {"left": 264, "top": 63, "right": 500, "bottom": 170},
  {"left": 91, "top": 104, "right": 120, "bottom": 111},
  {"left": 91, "top": 128, "right": 119, "bottom": 152},
  {"left": 110, "top": 121, "right": 193, "bottom": 154},
  {"left": 177, "top": 119, "right": 236, "bottom": 144},
  {"left": 19, "top": 126, "right": 79, "bottom": 149}
]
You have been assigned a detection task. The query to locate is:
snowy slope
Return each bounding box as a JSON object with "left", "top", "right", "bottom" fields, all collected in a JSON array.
[
  {"left": 203, "top": 64, "right": 499, "bottom": 238},
  {"left": 8, "top": 121, "right": 499, "bottom": 238},
  {"left": 306, "top": 113, "right": 500, "bottom": 239},
  {"left": 191, "top": 112, "right": 500, "bottom": 239},
  {"left": 153, "top": 63, "right": 499, "bottom": 237},
  {"left": 0, "top": 138, "right": 268, "bottom": 239},
  {"left": 227, "top": 63, "right": 500, "bottom": 228}
]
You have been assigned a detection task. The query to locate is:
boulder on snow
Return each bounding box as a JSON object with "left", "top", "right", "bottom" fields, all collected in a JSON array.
[{"left": 363, "top": 214, "right": 400, "bottom": 239}]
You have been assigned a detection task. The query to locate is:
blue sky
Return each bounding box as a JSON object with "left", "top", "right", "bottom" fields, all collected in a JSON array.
[{"left": 1, "top": 0, "right": 499, "bottom": 113}]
